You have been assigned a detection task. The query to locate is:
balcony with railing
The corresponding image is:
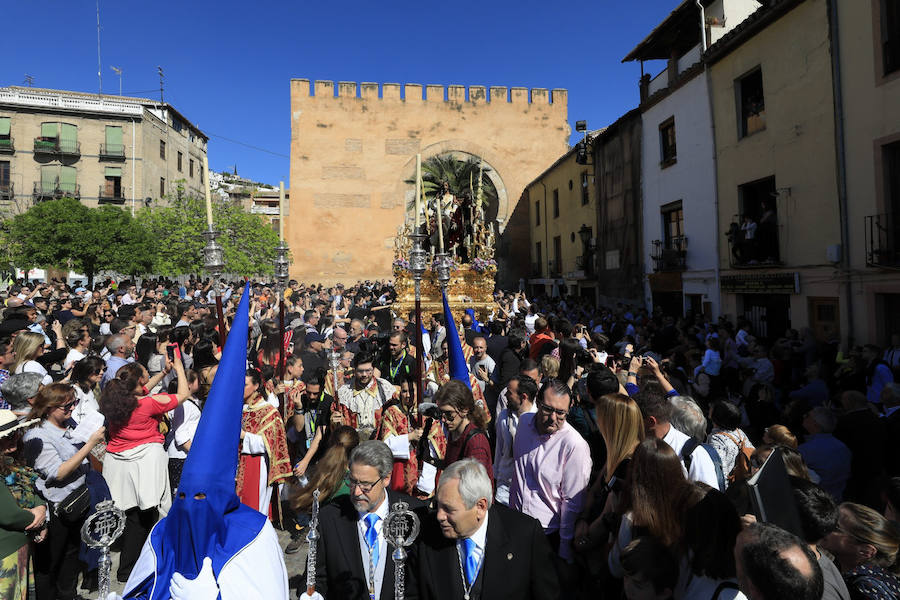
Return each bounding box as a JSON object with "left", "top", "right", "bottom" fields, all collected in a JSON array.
[
  {"left": 0, "top": 182, "right": 13, "bottom": 201},
  {"left": 866, "top": 213, "right": 900, "bottom": 269},
  {"left": 652, "top": 236, "right": 688, "bottom": 271},
  {"left": 726, "top": 216, "right": 782, "bottom": 268},
  {"left": 99, "top": 143, "right": 125, "bottom": 161},
  {"left": 33, "top": 137, "right": 80, "bottom": 157},
  {"left": 0, "top": 136, "right": 13, "bottom": 154},
  {"left": 33, "top": 181, "right": 80, "bottom": 202},
  {"left": 98, "top": 185, "right": 125, "bottom": 205}
]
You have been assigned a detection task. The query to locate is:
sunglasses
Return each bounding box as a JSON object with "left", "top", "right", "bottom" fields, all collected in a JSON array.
[
  {"left": 58, "top": 401, "right": 77, "bottom": 413},
  {"left": 537, "top": 401, "right": 569, "bottom": 418}
]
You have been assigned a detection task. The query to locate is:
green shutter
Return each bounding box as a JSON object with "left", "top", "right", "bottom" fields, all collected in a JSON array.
[
  {"left": 41, "top": 166, "right": 57, "bottom": 191},
  {"left": 0, "top": 118, "right": 9, "bottom": 136},
  {"left": 40, "top": 122, "right": 57, "bottom": 138},
  {"left": 59, "top": 166, "right": 76, "bottom": 194},
  {"left": 105, "top": 126, "right": 123, "bottom": 147},
  {"left": 60, "top": 123, "right": 77, "bottom": 143},
  {"left": 105, "top": 167, "right": 122, "bottom": 177}
]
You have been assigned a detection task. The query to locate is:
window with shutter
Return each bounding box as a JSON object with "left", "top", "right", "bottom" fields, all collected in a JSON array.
[{"left": 59, "top": 166, "right": 77, "bottom": 194}]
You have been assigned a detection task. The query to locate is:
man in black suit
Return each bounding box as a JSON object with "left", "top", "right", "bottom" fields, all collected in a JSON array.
[
  {"left": 302, "top": 440, "right": 424, "bottom": 600},
  {"left": 417, "top": 459, "right": 558, "bottom": 600}
]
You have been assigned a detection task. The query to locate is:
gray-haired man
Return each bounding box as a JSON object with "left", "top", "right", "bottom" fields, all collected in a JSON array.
[
  {"left": 303, "top": 440, "right": 425, "bottom": 600},
  {"left": 417, "top": 459, "right": 558, "bottom": 600}
]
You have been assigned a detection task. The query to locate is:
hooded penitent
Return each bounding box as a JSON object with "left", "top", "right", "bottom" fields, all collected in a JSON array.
[{"left": 125, "top": 282, "right": 265, "bottom": 600}]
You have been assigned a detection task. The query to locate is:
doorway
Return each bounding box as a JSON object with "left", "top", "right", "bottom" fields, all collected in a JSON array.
[{"left": 740, "top": 293, "right": 790, "bottom": 342}]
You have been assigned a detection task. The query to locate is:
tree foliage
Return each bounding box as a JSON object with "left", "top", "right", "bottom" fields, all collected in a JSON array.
[
  {"left": 7, "top": 194, "right": 280, "bottom": 282},
  {"left": 136, "top": 193, "right": 280, "bottom": 277}
]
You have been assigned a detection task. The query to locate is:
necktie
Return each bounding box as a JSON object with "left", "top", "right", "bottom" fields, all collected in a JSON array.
[
  {"left": 364, "top": 513, "right": 380, "bottom": 568},
  {"left": 463, "top": 537, "right": 478, "bottom": 586}
]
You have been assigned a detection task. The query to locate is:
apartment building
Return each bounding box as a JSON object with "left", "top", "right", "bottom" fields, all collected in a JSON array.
[{"left": 0, "top": 86, "right": 207, "bottom": 214}]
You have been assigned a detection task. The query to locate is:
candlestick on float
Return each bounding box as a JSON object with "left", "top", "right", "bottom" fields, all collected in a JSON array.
[
  {"left": 414, "top": 154, "right": 421, "bottom": 231},
  {"left": 408, "top": 167, "right": 428, "bottom": 407}
]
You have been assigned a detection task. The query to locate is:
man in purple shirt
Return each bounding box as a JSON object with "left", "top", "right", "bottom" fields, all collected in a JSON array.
[{"left": 510, "top": 378, "right": 591, "bottom": 588}]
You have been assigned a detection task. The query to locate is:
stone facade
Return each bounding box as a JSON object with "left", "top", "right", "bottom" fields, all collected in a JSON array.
[
  {"left": 0, "top": 86, "right": 207, "bottom": 214},
  {"left": 288, "top": 79, "right": 570, "bottom": 286}
]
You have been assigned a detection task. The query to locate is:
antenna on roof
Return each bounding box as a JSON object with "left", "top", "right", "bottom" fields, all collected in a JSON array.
[
  {"left": 110, "top": 66, "right": 123, "bottom": 96},
  {"left": 157, "top": 66, "right": 164, "bottom": 105},
  {"left": 96, "top": 0, "right": 103, "bottom": 94},
  {"left": 23, "top": 75, "right": 34, "bottom": 87}
]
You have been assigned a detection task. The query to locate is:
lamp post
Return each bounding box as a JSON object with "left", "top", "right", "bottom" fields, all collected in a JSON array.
[
  {"left": 407, "top": 230, "right": 428, "bottom": 407},
  {"left": 202, "top": 225, "right": 226, "bottom": 347}
]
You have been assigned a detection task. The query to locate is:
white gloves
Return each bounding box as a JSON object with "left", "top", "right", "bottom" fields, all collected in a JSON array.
[
  {"left": 106, "top": 594, "right": 123, "bottom": 600},
  {"left": 170, "top": 556, "right": 219, "bottom": 600},
  {"left": 299, "top": 592, "right": 325, "bottom": 600}
]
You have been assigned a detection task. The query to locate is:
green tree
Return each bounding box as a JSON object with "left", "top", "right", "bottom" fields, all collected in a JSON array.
[
  {"left": 7, "top": 198, "right": 152, "bottom": 285},
  {"left": 137, "top": 193, "right": 280, "bottom": 277}
]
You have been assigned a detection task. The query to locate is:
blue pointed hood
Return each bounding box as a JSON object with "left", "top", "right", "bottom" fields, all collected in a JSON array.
[
  {"left": 126, "top": 283, "right": 265, "bottom": 599},
  {"left": 442, "top": 290, "right": 471, "bottom": 389}
]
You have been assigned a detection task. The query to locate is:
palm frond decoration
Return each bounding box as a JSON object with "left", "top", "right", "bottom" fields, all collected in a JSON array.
[{"left": 405, "top": 153, "right": 499, "bottom": 225}]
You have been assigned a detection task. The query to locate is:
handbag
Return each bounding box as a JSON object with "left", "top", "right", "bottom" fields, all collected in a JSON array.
[{"left": 55, "top": 484, "right": 90, "bottom": 521}]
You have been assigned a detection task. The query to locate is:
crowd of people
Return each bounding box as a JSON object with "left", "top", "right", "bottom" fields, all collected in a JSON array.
[{"left": 0, "top": 275, "right": 897, "bottom": 600}]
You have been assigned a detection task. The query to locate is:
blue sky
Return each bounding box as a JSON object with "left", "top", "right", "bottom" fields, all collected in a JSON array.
[{"left": 2, "top": 0, "right": 677, "bottom": 186}]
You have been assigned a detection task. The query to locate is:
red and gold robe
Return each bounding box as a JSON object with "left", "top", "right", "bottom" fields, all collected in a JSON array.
[
  {"left": 374, "top": 404, "right": 448, "bottom": 496},
  {"left": 236, "top": 399, "right": 292, "bottom": 519}
]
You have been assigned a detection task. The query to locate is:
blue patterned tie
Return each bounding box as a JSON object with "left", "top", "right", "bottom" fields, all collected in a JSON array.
[
  {"left": 364, "top": 513, "right": 380, "bottom": 568},
  {"left": 463, "top": 537, "right": 478, "bottom": 586}
]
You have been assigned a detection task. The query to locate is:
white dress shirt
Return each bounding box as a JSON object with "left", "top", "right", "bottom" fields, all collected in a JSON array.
[
  {"left": 356, "top": 495, "right": 390, "bottom": 600},
  {"left": 663, "top": 425, "right": 720, "bottom": 489},
  {"left": 456, "top": 512, "right": 489, "bottom": 587},
  {"left": 494, "top": 404, "right": 537, "bottom": 505}
]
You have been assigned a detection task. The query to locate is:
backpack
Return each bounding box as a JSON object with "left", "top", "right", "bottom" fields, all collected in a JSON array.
[
  {"left": 681, "top": 437, "right": 726, "bottom": 492},
  {"left": 719, "top": 430, "right": 754, "bottom": 483}
]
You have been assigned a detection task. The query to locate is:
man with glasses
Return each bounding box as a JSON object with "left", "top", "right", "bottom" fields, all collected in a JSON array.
[
  {"left": 510, "top": 379, "right": 591, "bottom": 584},
  {"left": 337, "top": 352, "right": 397, "bottom": 440},
  {"left": 304, "top": 440, "right": 424, "bottom": 600}
]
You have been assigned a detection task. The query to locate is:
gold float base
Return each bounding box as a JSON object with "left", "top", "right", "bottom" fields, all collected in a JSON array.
[{"left": 393, "top": 265, "right": 496, "bottom": 322}]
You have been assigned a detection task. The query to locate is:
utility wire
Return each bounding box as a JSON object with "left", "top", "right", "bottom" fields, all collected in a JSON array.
[{"left": 206, "top": 132, "right": 289, "bottom": 158}]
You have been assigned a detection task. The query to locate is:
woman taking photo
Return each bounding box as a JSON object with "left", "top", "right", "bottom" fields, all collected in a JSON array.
[
  {"left": 99, "top": 348, "right": 188, "bottom": 583},
  {"left": 23, "top": 384, "right": 104, "bottom": 600},
  {"left": 434, "top": 379, "right": 493, "bottom": 481},
  {"left": 575, "top": 393, "right": 644, "bottom": 556}
]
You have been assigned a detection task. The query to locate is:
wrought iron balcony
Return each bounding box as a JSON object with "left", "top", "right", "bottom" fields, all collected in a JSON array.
[
  {"left": 33, "top": 137, "right": 80, "bottom": 157},
  {"left": 98, "top": 185, "right": 126, "bottom": 205},
  {"left": 33, "top": 181, "right": 80, "bottom": 202},
  {"left": 652, "top": 236, "right": 688, "bottom": 271},
  {"left": 99, "top": 143, "right": 125, "bottom": 160},
  {"left": 0, "top": 182, "right": 13, "bottom": 201},
  {"left": 866, "top": 213, "right": 900, "bottom": 269},
  {"left": 725, "top": 216, "right": 782, "bottom": 268},
  {"left": 0, "top": 136, "right": 13, "bottom": 154}
]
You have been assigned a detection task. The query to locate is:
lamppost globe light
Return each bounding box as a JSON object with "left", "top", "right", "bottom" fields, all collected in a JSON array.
[{"left": 202, "top": 226, "right": 225, "bottom": 278}]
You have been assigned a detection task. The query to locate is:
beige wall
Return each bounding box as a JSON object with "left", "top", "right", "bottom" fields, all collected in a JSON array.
[
  {"left": 0, "top": 110, "right": 138, "bottom": 210},
  {"left": 837, "top": 0, "right": 900, "bottom": 345},
  {"left": 288, "top": 80, "right": 570, "bottom": 284},
  {"left": 710, "top": 0, "right": 843, "bottom": 336},
  {"left": 0, "top": 102, "right": 206, "bottom": 213},
  {"left": 526, "top": 151, "right": 597, "bottom": 288}
]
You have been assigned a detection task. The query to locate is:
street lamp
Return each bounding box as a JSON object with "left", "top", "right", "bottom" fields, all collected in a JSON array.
[
  {"left": 202, "top": 225, "right": 226, "bottom": 347},
  {"left": 406, "top": 230, "right": 428, "bottom": 406},
  {"left": 578, "top": 223, "right": 592, "bottom": 247}
]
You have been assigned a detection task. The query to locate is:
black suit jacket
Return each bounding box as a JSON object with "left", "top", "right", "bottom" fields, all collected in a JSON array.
[
  {"left": 417, "top": 503, "right": 559, "bottom": 600},
  {"left": 314, "top": 490, "right": 424, "bottom": 600}
]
